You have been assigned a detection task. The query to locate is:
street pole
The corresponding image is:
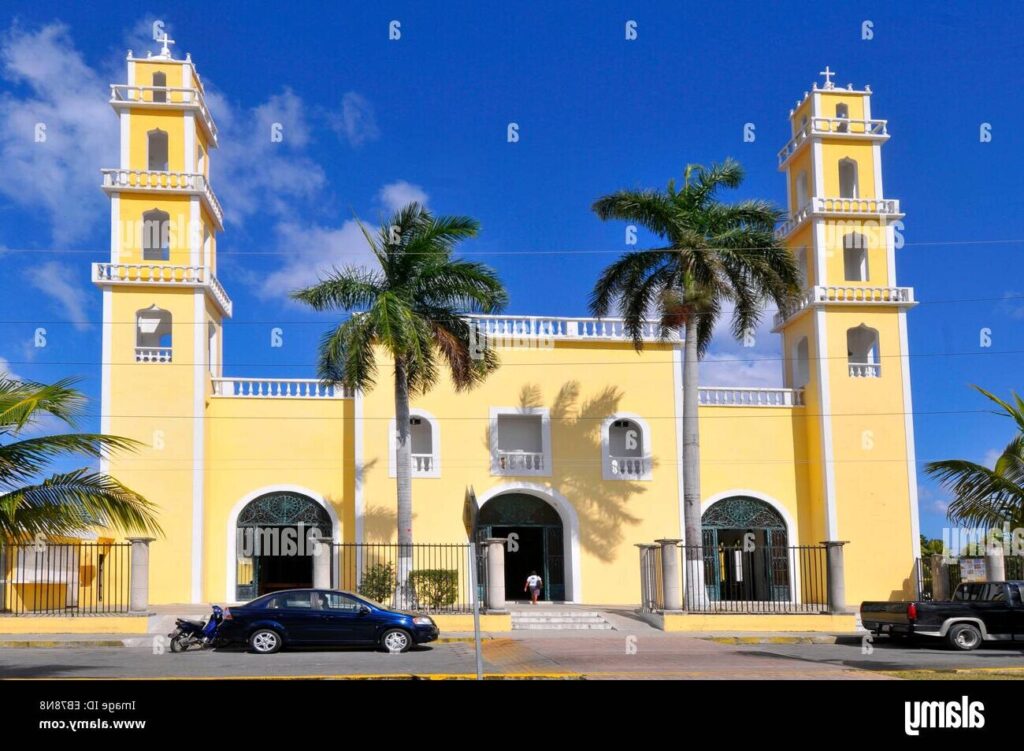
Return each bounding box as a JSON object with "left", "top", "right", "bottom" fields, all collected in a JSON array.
[{"left": 469, "top": 541, "right": 483, "bottom": 680}]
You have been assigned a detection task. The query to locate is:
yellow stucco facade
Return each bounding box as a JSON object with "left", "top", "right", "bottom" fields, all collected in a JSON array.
[{"left": 90, "top": 52, "right": 919, "bottom": 614}]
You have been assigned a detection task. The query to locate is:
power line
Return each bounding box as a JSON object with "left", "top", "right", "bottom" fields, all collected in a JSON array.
[
  {"left": 4, "top": 289, "right": 1024, "bottom": 327},
  {"left": 31, "top": 407, "right": 1007, "bottom": 420},
  {"left": 2, "top": 237, "right": 1024, "bottom": 256},
  {"left": 4, "top": 346, "right": 1022, "bottom": 368}
]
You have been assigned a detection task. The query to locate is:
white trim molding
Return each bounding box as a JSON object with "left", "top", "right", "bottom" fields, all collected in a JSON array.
[
  {"left": 476, "top": 482, "right": 582, "bottom": 603},
  {"left": 814, "top": 308, "right": 840, "bottom": 540},
  {"left": 898, "top": 310, "right": 922, "bottom": 562},
  {"left": 672, "top": 344, "right": 686, "bottom": 542},
  {"left": 224, "top": 484, "right": 342, "bottom": 603},
  {"left": 388, "top": 408, "right": 441, "bottom": 478},
  {"left": 600, "top": 412, "right": 653, "bottom": 481},
  {"left": 489, "top": 406, "right": 552, "bottom": 477},
  {"left": 190, "top": 290, "right": 206, "bottom": 602}
]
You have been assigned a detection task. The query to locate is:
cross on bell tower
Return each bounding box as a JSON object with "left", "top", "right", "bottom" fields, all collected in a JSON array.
[
  {"left": 156, "top": 32, "right": 175, "bottom": 58},
  {"left": 818, "top": 66, "right": 836, "bottom": 90}
]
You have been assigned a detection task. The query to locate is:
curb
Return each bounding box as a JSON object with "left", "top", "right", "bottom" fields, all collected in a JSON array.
[{"left": 701, "top": 634, "right": 862, "bottom": 645}]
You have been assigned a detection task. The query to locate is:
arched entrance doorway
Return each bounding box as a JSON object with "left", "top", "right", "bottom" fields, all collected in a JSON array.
[
  {"left": 234, "top": 491, "right": 332, "bottom": 601},
  {"left": 701, "top": 496, "right": 791, "bottom": 603},
  {"left": 478, "top": 493, "right": 565, "bottom": 601}
]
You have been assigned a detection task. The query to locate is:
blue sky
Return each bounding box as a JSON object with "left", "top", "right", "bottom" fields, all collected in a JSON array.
[{"left": 0, "top": 1, "right": 1022, "bottom": 538}]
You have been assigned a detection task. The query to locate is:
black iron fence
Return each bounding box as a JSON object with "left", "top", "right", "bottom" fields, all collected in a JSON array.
[
  {"left": 682, "top": 544, "right": 830, "bottom": 614},
  {"left": 0, "top": 542, "right": 133, "bottom": 615},
  {"left": 334, "top": 543, "right": 478, "bottom": 613}
]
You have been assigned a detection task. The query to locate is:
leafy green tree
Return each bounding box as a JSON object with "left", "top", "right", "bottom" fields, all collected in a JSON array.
[
  {"left": 292, "top": 203, "right": 507, "bottom": 604},
  {"left": 0, "top": 377, "right": 161, "bottom": 540},
  {"left": 590, "top": 160, "right": 800, "bottom": 607},
  {"left": 926, "top": 387, "right": 1024, "bottom": 529}
]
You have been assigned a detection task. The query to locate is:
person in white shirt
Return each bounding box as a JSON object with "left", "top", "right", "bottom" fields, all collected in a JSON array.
[{"left": 524, "top": 570, "right": 543, "bottom": 604}]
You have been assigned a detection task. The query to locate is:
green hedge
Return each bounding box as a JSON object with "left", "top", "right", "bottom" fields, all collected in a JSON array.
[{"left": 409, "top": 569, "right": 459, "bottom": 609}]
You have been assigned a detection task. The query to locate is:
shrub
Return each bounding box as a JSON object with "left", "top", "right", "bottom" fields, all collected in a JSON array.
[
  {"left": 410, "top": 569, "right": 459, "bottom": 610},
  {"left": 359, "top": 562, "right": 396, "bottom": 604}
]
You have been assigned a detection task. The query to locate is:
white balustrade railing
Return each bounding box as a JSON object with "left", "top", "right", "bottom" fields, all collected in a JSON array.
[
  {"left": 610, "top": 455, "right": 648, "bottom": 478},
  {"left": 697, "top": 387, "right": 805, "bottom": 407},
  {"left": 496, "top": 451, "right": 545, "bottom": 473},
  {"left": 92, "top": 263, "right": 233, "bottom": 316},
  {"left": 109, "top": 84, "right": 218, "bottom": 142},
  {"left": 776, "top": 197, "right": 902, "bottom": 238},
  {"left": 848, "top": 363, "right": 882, "bottom": 378},
  {"left": 773, "top": 285, "right": 915, "bottom": 328},
  {"left": 778, "top": 117, "right": 888, "bottom": 165},
  {"left": 135, "top": 346, "right": 172, "bottom": 363},
  {"left": 469, "top": 315, "right": 678, "bottom": 343},
  {"left": 212, "top": 378, "right": 353, "bottom": 399},
  {"left": 100, "top": 169, "right": 224, "bottom": 226},
  {"left": 412, "top": 454, "right": 434, "bottom": 474}
]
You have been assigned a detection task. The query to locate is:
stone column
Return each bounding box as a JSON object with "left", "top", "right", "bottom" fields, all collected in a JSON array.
[
  {"left": 985, "top": 541, "right": 1006, "bottom": 582},
  {"left": 655, "top": 539, "right": 683, "bottom": 612},
  {"left": 484, "top": 538, "right": 507, "bottom": 611},
  {"left": 312, "top": 535, "right": 333, "bottom": 590},
  {"left": 930, "top": 553, "right": 950, "bottom": 601},
  {"left": 635, "top": 544, "right": 659, "bottom": 611},
  {"left": 823, "top": 541, "right": 849, "bottom": 614},
  {"left": 128, "top": 537, "right": 155, "bottom": 613}
]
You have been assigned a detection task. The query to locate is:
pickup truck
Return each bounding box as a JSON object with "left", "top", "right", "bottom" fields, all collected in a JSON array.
[{"left": 861, "top": 581, "right": 1024, "bottom": 651}]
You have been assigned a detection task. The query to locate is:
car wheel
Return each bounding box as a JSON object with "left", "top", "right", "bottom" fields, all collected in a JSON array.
[
  {"left": 381, "top": 628, "right": 412, "bottom": 653},
  {"left": 946, "top": 623, "right": 982, "bottom": 651},
  {"left": 249, "top": 628, "right": 283, "bottom": 654}
]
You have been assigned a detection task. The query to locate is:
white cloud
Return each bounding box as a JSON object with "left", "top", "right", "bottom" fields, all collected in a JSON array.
[
  {"left": 208, "top": 87, "right": 327, "bottom": 222},
  {"left": 331, "top": 91, "right": 379, "bottom": 147},
  {"left": 0, "top": 356, "right": 21, "bottom": 380},
  {"left": 378, "top": 180, "right": 428, "bottom": 212},
  {"left": 0, "top": 23, "right": 117, "bottom": 244},
  {"left": 257, "top": 179, "right": 430, "bottom": 301},
  {"left": 983, "top": 447, "right": 1002, "bottom": 468},
  {"left": 25, "top": 260, "right": 92, "bottom": 330},
  {"left": 258, "top": 220, "right": 375, "bottom": 300},
  {"left": 700, "top": 307, "right": 784, "bottom": 388}
]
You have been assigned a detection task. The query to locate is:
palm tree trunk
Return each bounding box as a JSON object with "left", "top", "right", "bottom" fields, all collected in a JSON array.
[
  {"left": 394, "top": 357, "right": 414, "bottom": 608},
  {"left": 682, "top": 315, "right": 706, "bottom": 609}
]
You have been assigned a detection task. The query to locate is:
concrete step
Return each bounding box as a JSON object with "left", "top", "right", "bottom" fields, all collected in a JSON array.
[
  {"left": 511, "top": 610, "right": 614, "bottom": 630},
  {"left": 512, "top": 615, "right": 608, "bottom": 623},
  {"left": 513, "top": 622, "right": 615, "bottom": 630}
]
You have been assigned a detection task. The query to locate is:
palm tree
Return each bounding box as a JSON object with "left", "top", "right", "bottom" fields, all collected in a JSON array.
[
  {"left": 925, "top": 386, "right": 1024, "bottom": 530},
  {"left": 0, "top": 377, "right": 161, "bottom": 540},
  {"left": 292, "top": 203, "right": 507, "bottom": 605},
  {"left": 590, "top": 159, "right": 800, "bottom": 608}
]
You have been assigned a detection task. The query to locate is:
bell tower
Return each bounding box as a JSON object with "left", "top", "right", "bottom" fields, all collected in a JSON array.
[
  {"left": 94, "top": 36, "right": 231, "bottom": 603},
  {"left": 774, "top": 69, "right": 921, "bottom": 602}
]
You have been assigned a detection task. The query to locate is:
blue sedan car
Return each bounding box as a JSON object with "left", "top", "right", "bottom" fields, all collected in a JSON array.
[{"left": 218, "top": 589, "right": 440, "bottom": 654}]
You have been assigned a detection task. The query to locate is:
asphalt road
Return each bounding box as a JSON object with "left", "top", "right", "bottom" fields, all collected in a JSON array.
[{"left": 1, "top": 633, "right": 1021, "bottom": 679}]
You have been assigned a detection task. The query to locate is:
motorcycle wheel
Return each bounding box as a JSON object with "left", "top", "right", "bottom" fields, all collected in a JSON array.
[{"left": 169, "top": 634, "right": 190, "bottom": 653}]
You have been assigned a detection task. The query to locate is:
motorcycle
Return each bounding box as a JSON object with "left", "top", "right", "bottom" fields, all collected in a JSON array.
[{"left": 168, "top": 604, "right": 224, "bottom": 652}]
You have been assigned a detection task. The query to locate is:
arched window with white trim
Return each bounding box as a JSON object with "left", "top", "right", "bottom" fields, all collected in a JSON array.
[
  {"left": 389, "top": 410, "right": 441, "bottom": 477},
  {"left": 136, "top": 305, "right": 172, "bottom": 363},
  {"left": 843, "top": 233, "right": 869, "bottom": 281},
  {"left": 847, "top": 324, "right": 880, "bottom": 377},
  {"left": 142, "top": 209, "right": 170, "bottom": 260},
  {"left": 795, "top": 170, "right": 809, "bottom": 207},
  {"left": 835, "top": 102, "right": 849, "bottom": 132},
  {"left": 152, "top": 72, "right": 167, "bottom": 103},
  {"left": 791, "top": 337, "right": 810, "bottom": 388},
  {"left": 147, "top": 129, "right": 168, "bottom": 171},
  {"left": 838, "top": 158, "right": 858, "bottom": 198},
  {"left": 602, "top": 415, "right": 652, "bottom": 480}
]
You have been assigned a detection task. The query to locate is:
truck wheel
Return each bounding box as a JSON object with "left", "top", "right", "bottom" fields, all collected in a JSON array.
[{"left": 946, "top": 623, "right": 982, "bottom": 651}]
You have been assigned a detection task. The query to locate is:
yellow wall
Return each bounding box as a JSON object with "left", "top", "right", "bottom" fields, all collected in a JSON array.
[
  {"left": 360, "top": 340, "right": 684, "bottom": 604},
  {"left": 202, "top": 396, "right": 355, "bottom": 602}
]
